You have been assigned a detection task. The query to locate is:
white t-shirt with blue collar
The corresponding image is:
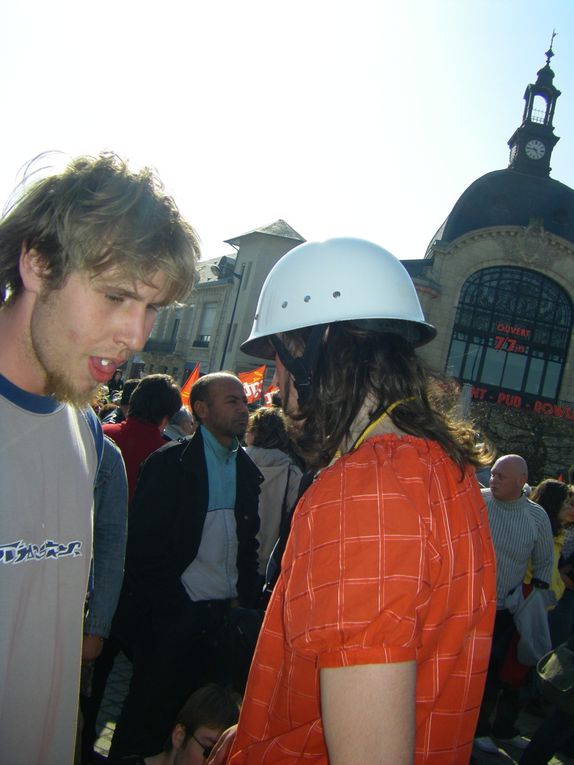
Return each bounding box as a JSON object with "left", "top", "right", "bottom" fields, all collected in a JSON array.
[{"left": 0, "top": 374, "right": 100, "bottom": 764}]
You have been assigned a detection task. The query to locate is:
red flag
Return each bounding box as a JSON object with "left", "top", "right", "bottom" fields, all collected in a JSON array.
[
  {"left": 181, "top": 363, "right": 200, "bottom": 410},
  {"left": 238, "top": 365, "right": 267, "bottom": 405},
  {"left": 263, "top": 384, "right": 280, "bottom": 406}
]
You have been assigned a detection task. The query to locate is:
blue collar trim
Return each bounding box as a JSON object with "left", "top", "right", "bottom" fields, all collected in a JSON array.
[{"left": 0, "top": 374, "right": 63, "bottom": 414}]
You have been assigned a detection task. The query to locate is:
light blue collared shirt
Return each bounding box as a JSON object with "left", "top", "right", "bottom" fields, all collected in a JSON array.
[
  {"left": 202, "top": 425, "right": 237, "bottom": 512},
  {"left": 181, "top": 426, "right": 239, "bottom": 601}
]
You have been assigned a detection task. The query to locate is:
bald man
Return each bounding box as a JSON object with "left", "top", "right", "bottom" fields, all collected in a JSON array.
[{"left": 475, "top": 454, "right": 554, "bottom": 753}]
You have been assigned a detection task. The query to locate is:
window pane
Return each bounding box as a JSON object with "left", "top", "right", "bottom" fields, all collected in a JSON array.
[
  {"left": 199, "top": 303, "right": 217, "bottom": 334},
  {"left": 542, "top": 362, "right": 561, "bottom": 399},
  {"left": 516, "top": 294, "right": 537, "bottom": 315},
  {"left": 462, "top": 344, "right": 482, "bottom": 379},
  {"left": 501, "top": 352, "right": 527, "bottom": 390},
  {"left": 538, "top": 299, "right": 556, "bottom": 322},
  {"left": 446, "top": 340, "right": 465, "bottom": 377},
  {"left": 481, "top": 348, "right": 506, "bottom": 386},
  {"left": 474, "top": 310, "right": 491, "bottom": 331},
  {"left": 525, "top": 358, "right": 544, "bottom": 395},
  {"left": 532, "top": 325, "right": 550, "bottom": 344},
  {"left": 183, "top": 306, "right": 195, "bottom": 340}
]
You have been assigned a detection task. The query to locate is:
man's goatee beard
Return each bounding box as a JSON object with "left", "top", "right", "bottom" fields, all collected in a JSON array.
[{"left": 44, "top": 370, "right": 97, "bottom": 409}]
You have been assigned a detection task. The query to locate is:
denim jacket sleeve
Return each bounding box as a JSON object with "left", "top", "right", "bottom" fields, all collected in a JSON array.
[{"left": 84, "top": 436, "right": 128, "bottom": 638}]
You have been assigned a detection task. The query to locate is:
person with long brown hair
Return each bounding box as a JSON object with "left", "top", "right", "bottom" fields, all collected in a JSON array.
[
  {"left": 244, "top": 406, "right": 302, "bottom": 577},
  {"left": 527, "top": 479, "right": 574, "bottom": 599},
  {"left": 210, "top": 237, "right": 496, "bottom": 765}
]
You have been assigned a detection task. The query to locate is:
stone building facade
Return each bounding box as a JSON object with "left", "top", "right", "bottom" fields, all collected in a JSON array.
[
  {"left": 127, "top": 47, "right": 573, "bottom": 477},
  {"left": 127, "top": 220, "right": 304, "bottom": 382},
  {"left": 405, "top": 45, "right": 574, "bottom": 478}
]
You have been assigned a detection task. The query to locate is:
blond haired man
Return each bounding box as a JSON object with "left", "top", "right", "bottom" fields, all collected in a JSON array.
[{"left": 0, "top": 153, "right": 199, "bottom": 764}]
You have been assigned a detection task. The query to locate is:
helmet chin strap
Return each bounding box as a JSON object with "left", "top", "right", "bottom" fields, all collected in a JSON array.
[{"left": 271, "top": 325, "right": 327, "bottom": 406}]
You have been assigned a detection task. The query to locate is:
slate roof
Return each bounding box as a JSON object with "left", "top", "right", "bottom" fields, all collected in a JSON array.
[
  {"left": 224, "top": 219, "right": 305, "bottom": 246},
  {"left": 195, "top": 255, "right": 235, "bottom": 285},
  {"left": 434, "top": 169, "right": 574, "bottom": 247}
]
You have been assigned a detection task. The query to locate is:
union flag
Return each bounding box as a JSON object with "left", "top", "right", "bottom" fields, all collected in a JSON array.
[
  {"left": 238, "top": 365, "right": 267, "bottom": 405},
  {"left": 263, "top": 384, "right": 280, "bottom": 406},
  {"left": 180, "top": 363, "right": 200, "bottom": 410}
]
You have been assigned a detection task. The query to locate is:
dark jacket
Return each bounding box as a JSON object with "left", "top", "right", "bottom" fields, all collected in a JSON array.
[{"left": 124, "top": 428, "right": 263, "bottom": 616}]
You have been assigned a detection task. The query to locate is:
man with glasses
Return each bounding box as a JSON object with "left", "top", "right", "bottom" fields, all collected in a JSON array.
[{"left": 119, "top": 684, "right": 241, "bottom": 764}]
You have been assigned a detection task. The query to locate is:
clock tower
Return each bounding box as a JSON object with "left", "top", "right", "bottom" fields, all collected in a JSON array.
[{"left": 508, "top": 35, "right": 561, "bottom": 178}]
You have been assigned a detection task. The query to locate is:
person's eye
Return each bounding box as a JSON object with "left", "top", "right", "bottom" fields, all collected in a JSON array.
[{"left": 105, "top": 293, "right": 124, "bottom": 304}]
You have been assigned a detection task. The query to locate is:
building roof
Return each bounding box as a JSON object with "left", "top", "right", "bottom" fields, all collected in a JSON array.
[
  {"left": 402, "top": 258, "right": 441, "bottom": 296},
  {"left": 195, "top": 255, "right": 235, "bottom": 286},
  {"left": 224, "top": 219, "right": 305, "bottom": 246},
  {"left": 431, "top": 169, "right": 574, "bottom": 250}
]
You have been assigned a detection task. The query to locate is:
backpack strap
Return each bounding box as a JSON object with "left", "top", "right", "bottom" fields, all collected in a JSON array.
[{"left": 280, "top": 465, "right": 292, "bottom": 519}]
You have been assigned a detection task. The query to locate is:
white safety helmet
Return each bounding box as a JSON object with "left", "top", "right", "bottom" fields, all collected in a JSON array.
[{"left": 241, "top": 237, "right": 436, "bottom": 359}]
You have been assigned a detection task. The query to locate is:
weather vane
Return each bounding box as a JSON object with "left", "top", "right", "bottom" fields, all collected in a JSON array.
[{"left": 545, "top": 30, "right": 557, "bottom": 64}]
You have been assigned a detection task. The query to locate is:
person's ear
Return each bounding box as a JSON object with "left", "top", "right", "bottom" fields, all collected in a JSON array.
[
  {"left": 193, "top": 399, "right": 207, "bottom": 422},
  {"left": 171, "top": 723, "right": 186, "bottom": 750},
  {"left": 19, "top": 243, "right": 48, "bottom": 294}
]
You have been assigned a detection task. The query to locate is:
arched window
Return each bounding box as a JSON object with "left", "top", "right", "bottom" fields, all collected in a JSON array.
[
  {"left": 531, "top": 93, "right": 549, "bottom": 125},
  {"left": 446, "top": 267, "right": 572, "bottom": 402}
]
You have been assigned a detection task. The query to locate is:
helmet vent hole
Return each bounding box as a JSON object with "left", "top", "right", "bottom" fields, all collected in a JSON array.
[
  {"left": 333, "top": 291, "right": 341, "bottom": 298},
  {"left": 304, "top": 295, "right": 311, "bottom": 303},
  {"left": 281, "top": 301, "right": 288, "bottom": 309}
]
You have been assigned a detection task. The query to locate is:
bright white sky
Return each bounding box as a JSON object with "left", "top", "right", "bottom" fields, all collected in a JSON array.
[{"left": 1, "top": 0, "right": 573, "bottom": 262}]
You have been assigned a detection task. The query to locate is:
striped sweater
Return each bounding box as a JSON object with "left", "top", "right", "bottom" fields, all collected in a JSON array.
[{"left": 481, "top": 488, "right": 554, "bottom": 608}]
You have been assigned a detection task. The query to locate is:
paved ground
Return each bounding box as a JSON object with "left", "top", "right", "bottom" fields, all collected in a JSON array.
[
  {"left": 89, "top": 654, "right": 574, "bottom": 764},
  {"left": 471, "top": 708, "right": 574, "bottom": 765}
]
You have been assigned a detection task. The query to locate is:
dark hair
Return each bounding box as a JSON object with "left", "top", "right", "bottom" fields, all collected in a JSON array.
[
  {"left": 189, "top": 372, "right": 241, "bottom": 423},
  {"left": 98, "top": 402, "right": 117, "bottom": 421},
  {"left": 128, "top": 374, "right": 181, "bottom": 425},
  {"left": 247, "top": 407, "right": 290, "bottom": 451},
  {"left": 164, "top": 684, "right": 241, "bottom": 752},
  {"left": 282, "top": 323, "right": 493, "bottom": 472},
  {"left": 0, "top": 152, "right": 200, "bottom": 305},
  {"left": 530, "top": 479, "right": 571, "bottom": 537},
  {"left": 120, "top": 378, "right": 140, "bottom": 407}
]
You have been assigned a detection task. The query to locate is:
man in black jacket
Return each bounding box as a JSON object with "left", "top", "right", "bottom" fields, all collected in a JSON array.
[{"left": 110, "top": 372, "right": 262, "bottom": 758}]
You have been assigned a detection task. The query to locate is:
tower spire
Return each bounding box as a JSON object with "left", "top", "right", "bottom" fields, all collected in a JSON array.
[{"left": 507, "top": 42, "right": 561, "bottom": 178}]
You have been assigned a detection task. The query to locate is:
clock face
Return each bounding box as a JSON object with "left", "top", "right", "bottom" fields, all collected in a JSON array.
[{"left": 525, "top": 139, "right": 546, "bottom": 160}]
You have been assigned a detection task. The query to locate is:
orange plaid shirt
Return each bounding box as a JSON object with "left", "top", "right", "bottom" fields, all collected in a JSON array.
[{"left": 230, "top": 434, "right": 496, "bottom": 764}]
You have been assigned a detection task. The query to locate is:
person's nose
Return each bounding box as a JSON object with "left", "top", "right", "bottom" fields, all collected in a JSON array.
[{"left": 115, "top": 305, "right": 152, "bottom": 351}]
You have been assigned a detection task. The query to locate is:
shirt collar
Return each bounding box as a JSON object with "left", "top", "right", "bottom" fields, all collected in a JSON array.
[
  {"left": 200, "top": 424, "right": 239, "bottom": 461},
  {"left": 0, "top": 373, "right": 63, "bottom": 414}
]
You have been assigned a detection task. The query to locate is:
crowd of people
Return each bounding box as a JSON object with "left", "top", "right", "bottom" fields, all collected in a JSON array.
[{"left": 1, "top": 155, "right": 574, "bottom": 765}]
